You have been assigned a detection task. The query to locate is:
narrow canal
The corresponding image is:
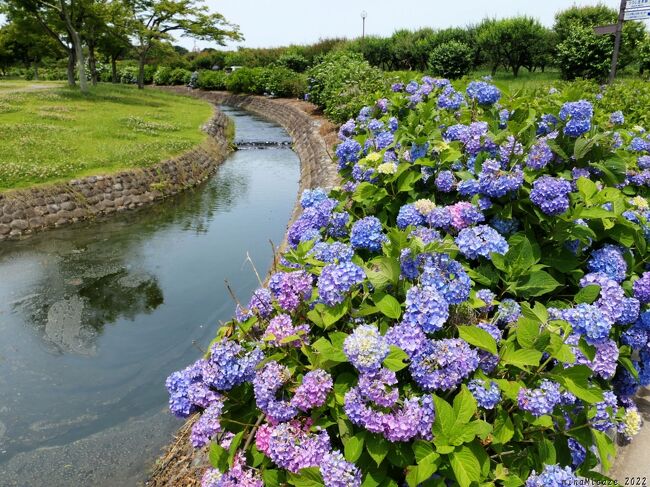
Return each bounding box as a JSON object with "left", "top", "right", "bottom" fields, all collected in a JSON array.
[{"left": 0, "top": 106, "right": 300, "bottom": 486}]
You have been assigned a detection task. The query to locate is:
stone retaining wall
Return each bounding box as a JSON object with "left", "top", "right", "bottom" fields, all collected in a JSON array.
[{"left": 0, "top": 108, "right": 232, "bottom": 241}]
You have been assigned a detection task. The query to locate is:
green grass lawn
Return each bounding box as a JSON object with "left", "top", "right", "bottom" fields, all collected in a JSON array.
[{"left": 0, "top": 81, "right": 213, "bottom": 191}]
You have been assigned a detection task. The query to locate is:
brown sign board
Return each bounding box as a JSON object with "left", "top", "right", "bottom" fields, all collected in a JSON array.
[{"left": 594, "top": 24, "right": 619, "bottom": 35}]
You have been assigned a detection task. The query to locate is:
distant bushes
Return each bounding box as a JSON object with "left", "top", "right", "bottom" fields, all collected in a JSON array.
[
  {"left": 153, "top": 66, "right": 192, "bottom": 86},
  {"left": 220, "top": 66, "right": 307, "bottom": 98},
  {"left": 306, "top": 51, "right": 386, "bottom": 123},
  {"left": 196, "top": 70, "right": 227, "bottom": 90}
]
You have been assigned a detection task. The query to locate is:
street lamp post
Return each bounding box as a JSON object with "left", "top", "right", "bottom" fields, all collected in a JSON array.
[{"left": 361, "top": 11, "right": 367, "bottom": 40}]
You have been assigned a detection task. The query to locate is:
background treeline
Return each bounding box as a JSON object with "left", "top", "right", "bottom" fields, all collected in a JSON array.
[{"left": 2, "top": 2, "right": 650, "bottom": 100}]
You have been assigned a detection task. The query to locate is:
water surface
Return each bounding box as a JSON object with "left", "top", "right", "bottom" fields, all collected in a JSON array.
[{"left": 0, "top": 106, "right": 299, "bottom": 486}]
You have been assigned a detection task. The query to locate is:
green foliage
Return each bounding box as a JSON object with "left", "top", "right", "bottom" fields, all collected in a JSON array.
[
  {"left": 477, "top": 17, "right": 551, "bottom": 77},
  {"left": 196, "top": 70, "right": 227, "bottom": 90},
  {"left": 306, "top": 51, "right": 386, "bottom": 123},
  {"left": 555, "top": 25, "right": 611, "bottom": 80},
  {"left": 428, "top": 41, "right": 473, "bottom": 79},
  {"left": 153, "top": 66, "right": 191, "bottom": 85},
  {"left": 0, "top": 82, "right": 212, "bottom": 189}
]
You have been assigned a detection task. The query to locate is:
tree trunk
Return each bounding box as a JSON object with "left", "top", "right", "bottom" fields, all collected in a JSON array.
[
  {"left": 88, "top": 43, "right": 97, "bottom": 86},
  {"left": 512, "top": 65, "right": 520, "bottom": 78},
  {"left": 70, "top": 30, "right": 88, "bottom": 92},
  {"left": 137, "top": 52, "right": 147, "bottom": 89},
  {"left": 111, "top": 56, "right": 118, "bottom": 83},
  {"left": 491, "top": 63, "right": 498, "bottom": 76},
  {"left": 33, "top": 60, "right": 39, "bottom": 81},
  {"left": 67, "top": 50, "right": 76, "bottom": 87}
]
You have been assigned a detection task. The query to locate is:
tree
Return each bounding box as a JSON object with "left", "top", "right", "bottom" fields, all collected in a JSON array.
[
  {"left": 128, "top": 0, "right": 242, "bottom": 89},
  {"left": 1, "top": 0, "right": 90, "bottom": 91},
  {"left": 0, "top": 18, "right": 61, "bottom": 78},
  {"left": 96, "top": 1, "right": 133, "bottom": 83},
  {"left": 556, "top": 24, "right": 613, "bottom": 80},
  {"left": 477, "top": 17, "right": 548, "bottom": 77},
  {"left": 554, "top": 5, "right": 646, "bottom": 72}
]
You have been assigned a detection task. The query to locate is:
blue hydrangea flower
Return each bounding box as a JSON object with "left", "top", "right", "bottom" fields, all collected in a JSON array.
[
  {"left": 420, "top": 254, "right": 471, "bottom": 305},
  {"left": 435, "top": 170, "right": 456, "bottom": 192},
  {"left": 437, "top": 85, "right": 465, "bottom": 110},
  {"left": 253, "top": 361, "right": 297, "bottom": 422},
  {"left": 335, "top": 138, "right": 362, "bottom": 169},
  {"left": 396, "top": 204, "right": 425, "bottom": 229},
  {"left": 350, "top": 216, "right": 386, "bottom": 252},
  {"left": 562, "top": 303, "right": 613, "bottom": 345},
  {"left": 525, "top": 464, "right": 578, "bottom": 487},
  {"left": 559, "top": 100, "right": 593, "bottom": 137},
  {"left": 476, "top": 289, "right": 496, "bottom": 312},
  {"left": 317, "top": 261, "right": 365, "bottom": 306},
  {"left": 530, "top": 176, "right": 572, "bottom": 215},
  {"left": 466, "top": 81, "right": 501, "bottom": 105},
  {"left": 468, "top": 379, "right": 501, "bottom": 409},
  {"left": 526, "top": 138, "right": 554, "bottom": 170},
  {"left": 496, "top": 298, "right": 521, "bottom": 325},
  {"left": 455, "top": 225, "right": 509, "bottom": 260},
  {"left": 537, "top": 113, "right": 558, "bottom": 136},
  {"left": 202, "top": 340, "right": 264, "bottom": 391},
  {"left": 402, "top": 285, "right": 449, "bottom": 333},
  {"left": 610, "top": 110, "right": 625, "bottom": 125},
  {"left": 587, "top": 244, "right": 627, "bottom": 283},
  {"left": 410, "top": 338, "right": 479, "bottom": 391},
  {"left": 518, "top": 379, "right": 561, "bottom": 417},
  {"left": 300, "top": 188, "right": 328, "bottom": 209},
  {"left": 478, "top": 159, "right": 524, "bottom": 197}
]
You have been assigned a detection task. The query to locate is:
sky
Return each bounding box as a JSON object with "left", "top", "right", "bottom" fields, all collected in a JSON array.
[{"left": 184, "top": 0, "right": 629, "bottom": 50}]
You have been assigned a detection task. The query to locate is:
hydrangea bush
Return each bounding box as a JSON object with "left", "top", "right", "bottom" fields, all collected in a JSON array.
[{"left": 167, "top": 76, "right": 650, "bottom": 486}]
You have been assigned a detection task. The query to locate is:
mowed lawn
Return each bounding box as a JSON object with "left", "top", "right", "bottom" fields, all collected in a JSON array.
[{"left": 0, "top": 81, "right": 213, "bottom": 191}]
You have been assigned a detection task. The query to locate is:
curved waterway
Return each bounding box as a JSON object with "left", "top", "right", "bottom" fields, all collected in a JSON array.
[{"left": 0, "top": 106, "right": 300, "bottom": 486}]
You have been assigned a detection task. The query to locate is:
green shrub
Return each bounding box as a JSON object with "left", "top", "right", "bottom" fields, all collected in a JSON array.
[
  {"left": 225, "top": 67, "right": 266, "bottom": 94},
  {"left": 168, "top": 67, "right": 192, "bottom": 85},
  {"left": 153, "top": 66, "right": 172, "bottom": 85},
  {"left": 306, "top": 51, "right": 386, "bottom": 123},
  {"left": 428, "top": 41, "right": 473, "bottom": 79},
  {"left": 556, "top": 24, "right": 611, "bottom": 80},
  {"left": 276, "top": 52, "right": 310, "bottom": 72},
  {"left": 197, "top": 70, "right": 228, "bottom": 90},
  {"left": 120, "top": 66, "right": 139, "bottom": 84},
  {"left": 264, "top": 67, "right": 307, "bottom": 98}
]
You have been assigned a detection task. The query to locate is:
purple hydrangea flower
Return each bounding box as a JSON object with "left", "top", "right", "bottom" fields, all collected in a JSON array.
[
  {"left": 269, "top": 270, "right": 313, "bottom": 311},
  {"left": 357, "top": 368, "right": 399, "bottom": 407},
  {"left": 634, "top": 272, "right": 650, "bottom": 303},
  {"left": 263, "top": 314, "right": 309, "bottom": 347},
  {"left": 385, "top": 321, "right": 427, "bottom": 358},
  {"left": 291, "top": 369, "right": 333, "bottom": 412},
  {"left": 266, "top": 421, "right": 331, "bottom": 473},
  {"left": 478, "top": 159, "right": 524, "bottom": 197},
  {"left": 448, "top": 201, "right": 485, "bottom": 230},
  {"left": 190, "top": 400, "right": 225, "bottom": 447},
  {"left": 253, "top": 361, "right": 298, "bottom": 422},
  {"left": 435, "top": 170, "right": 456, "bottom": 192},
  {"left": 320, "top": 450, "right": 362, "bottom": 487}
]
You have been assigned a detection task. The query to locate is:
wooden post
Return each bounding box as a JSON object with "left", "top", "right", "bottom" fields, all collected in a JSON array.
[{"left": 609, "top": 0, "right": 627, "bottom": 84}]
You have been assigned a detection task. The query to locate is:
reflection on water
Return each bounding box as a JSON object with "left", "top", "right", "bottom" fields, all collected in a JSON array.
[{"left": 0, "top": 107, "right": 300, "bottom": 486}]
